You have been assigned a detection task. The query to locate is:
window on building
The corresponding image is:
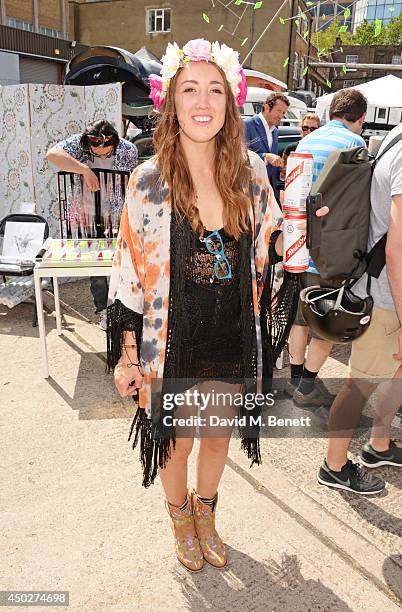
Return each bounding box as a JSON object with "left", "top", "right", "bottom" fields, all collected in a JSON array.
[
  {"left": 293, "top": 52, "right": 299, "bottom": 81},
  {"left": 343, "top": 80, "right": 356, "bottom": 87},
  {"left": 299, "top": 57, "right": 305, "bottom": 87},
  {"left": 38, "top": 25, "right": 66, "bottom": 38},
  {"left": 147, "top": 8, "right": 171, "bottom": 33},
  {"left": 296, "top": 8, "right": 301, "bottom": 33},
  {"left": 346, "top": 55, "right": 359, "bottom": 64},
  {"left": 6, "top": 18, "right": 34, "bottom": 32},
  {"left": 392, "top": 55, "right": 401, "bottom": 65}
]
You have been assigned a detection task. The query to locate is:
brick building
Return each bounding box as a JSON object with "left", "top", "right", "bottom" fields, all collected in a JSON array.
[
  {"left": 70, "top": 0, "right": 328, "bottom": 93},
  {"left": 330, "top": 42, "right": 402, "bottom": 91},
  {"left": 0, "top": 0, "right": 86, "bottom": 84}
]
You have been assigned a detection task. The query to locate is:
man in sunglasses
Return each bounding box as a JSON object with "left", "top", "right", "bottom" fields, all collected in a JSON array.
[{"left": 46, "top": 119, "right": 138, "bottom": 330}]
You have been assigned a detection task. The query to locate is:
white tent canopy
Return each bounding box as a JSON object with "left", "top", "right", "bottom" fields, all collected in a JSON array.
[{"left": 316, "top": 75, "right": 402, "bottom": 121}]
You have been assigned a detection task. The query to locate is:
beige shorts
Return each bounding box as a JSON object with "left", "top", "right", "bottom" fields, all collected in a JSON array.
[{"left": 349, "top": 306, "right": 401, "bottom": 379}]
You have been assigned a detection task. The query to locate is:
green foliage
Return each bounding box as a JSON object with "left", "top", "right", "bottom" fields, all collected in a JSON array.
[
  {"left": 312, "top": 19, "right": 352, "bottom": 54},
  {"left": 383, "top": 14, "right": 402, "bottom": 45},
  {"left": 313, "top": 15, "right": 402, "bottom": 52},
  {"left": 352, "top": 20, "right": 385, "bottom": 44}
]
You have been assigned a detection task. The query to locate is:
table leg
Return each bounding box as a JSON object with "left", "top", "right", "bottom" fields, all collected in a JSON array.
[
  {"left": 53, "top": 277, "right": 62, "bottom": 335},
  {"left": 34, "top": 269, "right": 49, "bottom": 378}
]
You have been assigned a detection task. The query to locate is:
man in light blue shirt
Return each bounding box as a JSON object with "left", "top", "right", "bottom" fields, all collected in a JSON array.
[{"left": 286, "top": 89, "right": 367, "bottom": 409}]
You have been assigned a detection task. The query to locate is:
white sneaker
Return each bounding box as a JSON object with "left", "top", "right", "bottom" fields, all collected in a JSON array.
[{"left": 98, "top": 309, "right": 107, "bottom": 331}]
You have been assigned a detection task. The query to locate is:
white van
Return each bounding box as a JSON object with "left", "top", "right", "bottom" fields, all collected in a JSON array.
[{"left": 240, "top": 87, "right": 308, "bottom": 125}]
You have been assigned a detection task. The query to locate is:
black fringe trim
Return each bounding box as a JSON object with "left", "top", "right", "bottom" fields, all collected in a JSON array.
[
  {"left": 128, "top": 406, "right": 175, "bottom": 488},
  {"left": 241, "top": 436, "right": 262, "bottom": 467},
  {"left": 106, "top": 299, "right": 143, "bottom": 372},
  {"left": 261, "top": 268, "right": 300, "bottom": 375}
]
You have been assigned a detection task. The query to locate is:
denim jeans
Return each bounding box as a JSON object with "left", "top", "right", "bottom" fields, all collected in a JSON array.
[{"left": 90, "top": 276, "right": 108, "bottom": 313}]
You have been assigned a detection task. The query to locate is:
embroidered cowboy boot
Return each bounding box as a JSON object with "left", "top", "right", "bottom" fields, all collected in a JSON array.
[
  {"left": 191, "top": 490, "right": 227, "bottom": 568},
  {"left": 165, "top": 495, "right": 204, "bottom": 572}
]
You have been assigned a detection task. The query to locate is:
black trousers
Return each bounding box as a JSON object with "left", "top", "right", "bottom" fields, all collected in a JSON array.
[{"left": 90, "top": 276, "right": 108, "bottom": 313}]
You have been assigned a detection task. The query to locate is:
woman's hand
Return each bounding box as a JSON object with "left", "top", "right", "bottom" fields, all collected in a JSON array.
[{"left": 114, "top": 346, "right": 143, "bottom": 397}]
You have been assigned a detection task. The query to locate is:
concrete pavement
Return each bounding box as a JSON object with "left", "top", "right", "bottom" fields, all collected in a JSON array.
[{"left": 0, "top": 280, "right": 401, "bottom": 611}]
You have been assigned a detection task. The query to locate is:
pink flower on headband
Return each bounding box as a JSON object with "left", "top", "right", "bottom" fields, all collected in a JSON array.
[
  {"left": 236, "top": 67, "right": 248, "bottom": 107},
  {"left": 149, "top": 74, "right": 164, "bottom": 111},
  {"left": 149, "top": 39, "right": 248, "bottom": 110},
  {"left": 182, "top": 39, "right": 212, "bottom": 62}
]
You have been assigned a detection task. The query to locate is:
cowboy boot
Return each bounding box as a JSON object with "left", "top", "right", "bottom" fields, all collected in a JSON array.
[
  {"left": 165, "top": 495, "right": 204, "bottom": 572},
  {"left": 191, "top": 490, "right": 227, "bottom": 568}
]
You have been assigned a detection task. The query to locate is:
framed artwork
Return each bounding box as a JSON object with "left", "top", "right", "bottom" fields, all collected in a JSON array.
[{"left": 2, "top": 221, "right": 46, "bottom": 259}]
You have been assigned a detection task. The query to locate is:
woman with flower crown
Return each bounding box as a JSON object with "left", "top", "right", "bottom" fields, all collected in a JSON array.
[{"left": 107, "top": 38, "right": 310, "bottom": 572}]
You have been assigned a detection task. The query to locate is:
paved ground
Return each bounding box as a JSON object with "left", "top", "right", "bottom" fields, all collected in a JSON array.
[{"left": 1, "top": 279, "right": 401, "bottom": 611}]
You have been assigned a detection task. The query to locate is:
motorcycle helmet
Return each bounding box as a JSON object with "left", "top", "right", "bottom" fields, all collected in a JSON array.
[{"left": 300, "top": 285, "right": 373, "bottom": 344}]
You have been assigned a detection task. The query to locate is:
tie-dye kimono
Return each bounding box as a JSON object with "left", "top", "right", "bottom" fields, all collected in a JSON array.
[{"left": 107, "top": 150, "right": 297, "bottom": 487}]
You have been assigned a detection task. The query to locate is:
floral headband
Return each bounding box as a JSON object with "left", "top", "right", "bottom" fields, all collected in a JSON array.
[{"left": 149, "top": 38, "right": 248, "bottom": 111}]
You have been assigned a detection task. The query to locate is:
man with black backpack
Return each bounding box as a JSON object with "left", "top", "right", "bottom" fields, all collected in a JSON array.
[
  {"left": 317, "top": 122, "right": 402, "bottom": 495},
  {"left": 286, "top": 90, "right": 367, "bottom": 409}
]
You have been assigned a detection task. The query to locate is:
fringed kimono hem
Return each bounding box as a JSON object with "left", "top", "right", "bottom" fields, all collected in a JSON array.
[
  {"left": 106, "top": 299, "right": 143, "bottom": 371},
  {"left": 128, "top": 406, "right": 176, "bottom": 488}
]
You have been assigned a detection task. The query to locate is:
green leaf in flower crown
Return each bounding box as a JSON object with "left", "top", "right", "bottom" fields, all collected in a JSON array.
[
  {"left": 241, "top": 37, "right": 248, "bottom": 46},
  {"left": 300, "top": 11, "right": 307, "bottom": 20},
  {"left": 303, "top": 30, "right": 309, "bottom": 39},
  {"left": 202, "top": 13, "right": 210, "bottom": 23},
  {"left": 374, "top": 19, "right": 382, "bottom": 36},
  {"left": 303, "top": 66, "right": 308, "bottom": 76},
  {"left": 342, "top": 64, "right": 347, "bottom": 74},
  {"left": 326, "top": 79, "right": 332, "bottom": 88},
  {"left": 283, "top": 56, "right": 289, "bottom": 67},
  {"left": 254, "top": 1, "right": 263, "bottom": 8},
  {"left": 279, "top": 17, "right": 285, "bottom": 24},
  {"left": 235, "top": 0, "right": 243, "bottom": 4},
  {"left": 338, "top": 25, "right": 348, "bottom": 33},
  {"left": 344, "top": 7, "right": 351, "bottom": 18},
  {"left": 306, "top": 1, "right": 313, "bottom": 5}
]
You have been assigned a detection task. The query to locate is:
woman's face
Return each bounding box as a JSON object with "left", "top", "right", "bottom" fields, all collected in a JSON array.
[{"left": 174, "top": 61, "right": 227, "bottom": 145}]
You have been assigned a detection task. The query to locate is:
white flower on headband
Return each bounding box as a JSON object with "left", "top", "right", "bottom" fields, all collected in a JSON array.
[
  {"left": 211, "top": 42, "right": 241, "bottom": 99},
  {"left": 149, "top": 39, "right": 248, "bottom": 111},
  {"left": 160, "top": 42, "right": 182, "bottom": 83}
]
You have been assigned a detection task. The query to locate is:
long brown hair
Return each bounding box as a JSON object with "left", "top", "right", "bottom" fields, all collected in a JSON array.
[{"left": 153, "top": 64, "right": 250, "bottom": 239}]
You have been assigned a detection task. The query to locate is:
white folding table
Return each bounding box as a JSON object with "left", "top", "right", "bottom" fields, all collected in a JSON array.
[{"left": 34, "top": 262, "right": 111, "bottom": 378}]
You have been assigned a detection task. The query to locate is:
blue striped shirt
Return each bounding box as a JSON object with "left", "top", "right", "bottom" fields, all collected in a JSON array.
[{"left": 296, "top": 120, "right": 366, "bottom": 272}]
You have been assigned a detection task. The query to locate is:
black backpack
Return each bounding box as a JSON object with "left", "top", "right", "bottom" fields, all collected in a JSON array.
[{"left": 310, "top": 133, "right": 402, "bottom": 283}]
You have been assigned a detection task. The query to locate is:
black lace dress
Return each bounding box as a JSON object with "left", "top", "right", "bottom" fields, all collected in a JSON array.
[{"left": 182, "top": 226, "right": 244, "bottom": 382}]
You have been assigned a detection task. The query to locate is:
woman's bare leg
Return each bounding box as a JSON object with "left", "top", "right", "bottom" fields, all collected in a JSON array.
[{"left": 159, "top": 437, "right": 194, "bottom": 506}]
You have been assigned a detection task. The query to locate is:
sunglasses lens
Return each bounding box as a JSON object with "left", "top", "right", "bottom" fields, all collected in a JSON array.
[
  {"left": 215, "top": 258, "right": 231, "bottom": 278},
  {"left": 205, "top": 235, "right": 222, "bottom": 254},
  {"left": 88, "top": 135, "right": 113, "bottom": 145}
]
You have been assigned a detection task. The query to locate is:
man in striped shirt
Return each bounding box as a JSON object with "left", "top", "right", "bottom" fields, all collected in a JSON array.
[{"left": 286, "top": 89, "right": 367, "bottom": 410}]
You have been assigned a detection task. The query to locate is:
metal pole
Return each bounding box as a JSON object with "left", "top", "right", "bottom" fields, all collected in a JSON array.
[
  {"left": 60, "top": 0, "right": 67, "bottom": 39},
  {"left": 0, "top": 0, "right": 6, "bottom": 26},
  {"left": 33, "top": 0, "right": 39, "bottom": 33}
]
